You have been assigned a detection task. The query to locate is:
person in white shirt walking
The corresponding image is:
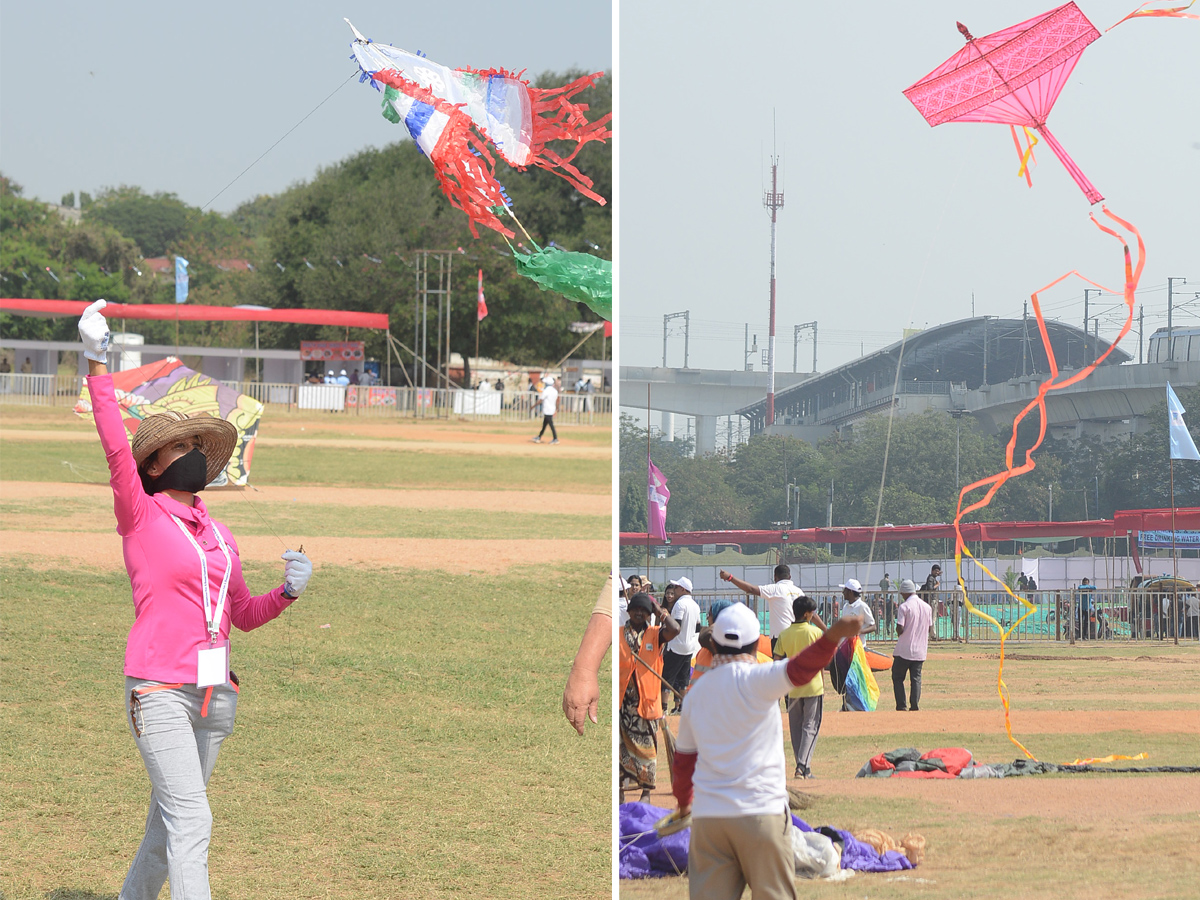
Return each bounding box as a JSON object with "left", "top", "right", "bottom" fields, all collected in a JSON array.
[
  {"left": 672, "top": 604, "right": 863, "bottom": 900},
  {"left": 719, "top": 564, "right": 803, "bottom": 652},
  {"left": 661, "top": 577, "right": 700, "bottom": 714},
  {"left": 532, "top": 375, "right": 559, "bottom": 443},
  {"left": 893, "top": 579, "right": 935, "bottom": 712}
]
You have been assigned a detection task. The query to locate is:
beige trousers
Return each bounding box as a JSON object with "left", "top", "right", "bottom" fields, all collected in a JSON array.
[{"left": 688, "top": 810, "right": 796, "bottom": 900}]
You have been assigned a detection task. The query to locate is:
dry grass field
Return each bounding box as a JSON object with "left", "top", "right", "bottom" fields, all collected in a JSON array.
[
  {"left": 0, "top": 403, "right": 613, "bottom": 900},
  {"left": 621, "top": 642, "right": 1200, "bottom": 900}
]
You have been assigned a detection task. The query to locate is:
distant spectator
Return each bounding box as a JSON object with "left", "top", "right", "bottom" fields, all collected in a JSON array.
[
  {"left": 336, "top": 369, "right": 350, "bottom": 387},
  {"left": 923, "top": 564, "right": 944, "bottom": 621},
  {"left": 494, "top": 377, "right": 504, "bottom": 391},
  {"left": 880, "top": 572, "right": 895, "bottom": 635},
  {"left": 531, "top": 375, "right": 559, "bottom": 444},
  {"left": 350, "top": 369, "right": 360, "bottom": 385},
  {"left": 21, "top": 356, "right": 32, "bottom": 374},
  {"left": 0, "top": 357, "right": 10, "bottom": 373},
  {"left": 324, "top": 370, "right": 336, "bottom": 385}
]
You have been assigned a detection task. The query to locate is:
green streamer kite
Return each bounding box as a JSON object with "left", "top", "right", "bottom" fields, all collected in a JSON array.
[{"left": 511, "top": 244, "right": 612, "bottom": 321}]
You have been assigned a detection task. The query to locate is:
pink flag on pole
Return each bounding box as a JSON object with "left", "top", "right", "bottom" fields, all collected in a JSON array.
[
  {"left": 648, "top": 458, "right": 671, "bottom": 541},
  {"left": 477, "top": 269, "right": 488, "bottom": 321}
]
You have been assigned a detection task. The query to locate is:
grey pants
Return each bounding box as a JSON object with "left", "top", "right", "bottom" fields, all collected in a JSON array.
[
  {"left": 786, "top": 694, "right": 823, "bottom": 776},
  {"left": 892, "top": 655, "right": 924, "bottom": 711},
  {"left": 121, "top": 677, "right": 237, "bottom": 900}
]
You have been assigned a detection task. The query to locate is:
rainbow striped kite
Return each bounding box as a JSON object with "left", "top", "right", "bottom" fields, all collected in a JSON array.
[{"left": 832, "top": 636, "right": 880, "bottom": 712}]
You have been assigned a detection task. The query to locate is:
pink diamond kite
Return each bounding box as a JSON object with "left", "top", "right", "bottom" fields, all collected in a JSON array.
[{"left": 903, "top": 2, "right": 1103, "bottom": 204}]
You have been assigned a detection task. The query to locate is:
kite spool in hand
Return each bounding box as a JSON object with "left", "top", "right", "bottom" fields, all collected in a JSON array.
[{"left": 654, "top": 809, "right": 691, "bottom": 837}]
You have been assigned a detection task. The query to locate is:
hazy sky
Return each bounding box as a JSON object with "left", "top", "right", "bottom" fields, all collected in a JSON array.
[
  {"left": 0, "top": 1, "right": 611, "bottom": 213},
  {"left": 619, "top": 1, "right": 1198, "bottom": 380}
]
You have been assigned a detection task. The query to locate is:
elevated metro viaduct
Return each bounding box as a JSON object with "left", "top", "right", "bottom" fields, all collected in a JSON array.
[
  {"left": 735, "top": 317, "right": 1200, "bottom": 445},
  {"left": 620, "top": 367, "right": 812, "bottom": 455},
  {"left": 625, "top": 317, "right": 1200, "bottom": 454}
]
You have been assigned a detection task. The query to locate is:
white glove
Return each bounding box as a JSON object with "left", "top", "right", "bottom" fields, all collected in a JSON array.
[
  {"left": 281, "top": 550, "right": 312, "bottom": 598},
  {"left": 78, "top": 299, "right": 111, "bottom": 363}
]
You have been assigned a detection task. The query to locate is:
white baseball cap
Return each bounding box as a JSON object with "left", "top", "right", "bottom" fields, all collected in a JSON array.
[
  {"left": 839, "top": 578, "right": 863, "bottom": 594},
  {"left": 711, "top": 603, "right": 761, "bottom": 648},
  {"left": 899, "top": 578, "right": 918, "bottom": 594},
  {"left": 669, "top": 576, "right": 693, "bottom": 593}
]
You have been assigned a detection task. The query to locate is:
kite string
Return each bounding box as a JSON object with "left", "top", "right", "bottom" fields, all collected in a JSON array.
[
  {"left": 191, "top": 71, "right": 358, "bottom": 217},
  {"left": 865, "top": 128, "right": 979, "bottom": 574}
]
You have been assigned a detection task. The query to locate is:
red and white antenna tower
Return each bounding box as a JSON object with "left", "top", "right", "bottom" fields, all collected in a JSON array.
[{"left": 763, "top": 120, "right": 784, "bottom": 426}]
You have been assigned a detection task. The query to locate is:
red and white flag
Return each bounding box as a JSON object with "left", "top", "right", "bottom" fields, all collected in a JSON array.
[
  {"left": 648, "top": 458, "right": 671, "bottom": 541},
  {"left": 477, "top": 268, "right": 488, "bottom": 322}
]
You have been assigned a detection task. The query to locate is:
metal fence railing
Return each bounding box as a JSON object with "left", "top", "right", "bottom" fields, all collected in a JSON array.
[
  {"left": 687, "top": 588, "right": 1200, "bottom": 644},
  {"left": 0, "top": 374, "right": 611, "bottom": 426}
]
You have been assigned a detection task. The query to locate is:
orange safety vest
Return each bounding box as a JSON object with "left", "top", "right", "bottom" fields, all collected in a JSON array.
[
  {"left": 618, "top": 625, "right": 665, "bottom": 720},
  {"left": 687, "top": 635, "right": 774, "bottom": 692}
]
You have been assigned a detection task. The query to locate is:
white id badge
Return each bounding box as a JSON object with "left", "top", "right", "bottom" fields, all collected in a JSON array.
[{"left": 197, "top": 641, "right": 230, "bottom": 688}]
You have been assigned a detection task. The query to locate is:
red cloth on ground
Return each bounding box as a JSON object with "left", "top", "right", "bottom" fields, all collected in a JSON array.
[
  {"left": 870, "top": 753, "right": 896, "bottom": 773},
  {"left": 921, "top": 747, "right": 973, "bottom": 776}
]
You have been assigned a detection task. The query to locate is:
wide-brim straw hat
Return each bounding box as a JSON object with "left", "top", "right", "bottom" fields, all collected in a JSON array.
[{"left": 131, "top": 411, "right": 238, "bottom": 486}]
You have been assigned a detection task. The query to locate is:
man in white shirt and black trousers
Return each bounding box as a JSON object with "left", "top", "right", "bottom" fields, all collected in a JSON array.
[
  {"left": 672, "top": 603, "right": 863, "bottom": 900},
  {"left": 718, "top": 564, "right": 804, "bottom": 653},
  {"left": 661, "top": 577, "right": 700, "bottom": 714}
]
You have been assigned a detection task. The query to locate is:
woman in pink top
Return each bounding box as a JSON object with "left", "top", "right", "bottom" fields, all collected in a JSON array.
[{"left": 79, "top": 300, "right": 312, "bottom": 900}]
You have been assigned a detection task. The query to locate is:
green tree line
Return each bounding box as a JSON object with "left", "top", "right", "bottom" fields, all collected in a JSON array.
[
  {"left": 0, "top": 70, "right": 611, "bottom": 371},
  {"left": 620, "top": 390, "right": 1200, "bottom": 552}
]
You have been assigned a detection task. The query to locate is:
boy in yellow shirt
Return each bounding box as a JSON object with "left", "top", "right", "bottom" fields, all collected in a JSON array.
[{"left": 773, "top": 596, "right": 827, "bottom": 779}]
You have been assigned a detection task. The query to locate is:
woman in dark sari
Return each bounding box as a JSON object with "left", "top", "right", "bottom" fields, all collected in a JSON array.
[{"left": 618, "top": 592, "right": 679, "bottom": 802}]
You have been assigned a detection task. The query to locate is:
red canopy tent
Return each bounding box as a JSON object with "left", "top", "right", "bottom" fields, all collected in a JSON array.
[
  {"left": 0, "top": 298, "right": 388, "bottom": 330},
  {"left": 619, "top": 509, "right": 1200, "bottom": 546}
]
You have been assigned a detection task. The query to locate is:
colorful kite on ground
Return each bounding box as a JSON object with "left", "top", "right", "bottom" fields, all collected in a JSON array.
[
  {"left": 344, "top": 21, "right": 612, "bottom": 320},
  {"left": 74, "top": 358, "right": 263, "bottom": 487}
]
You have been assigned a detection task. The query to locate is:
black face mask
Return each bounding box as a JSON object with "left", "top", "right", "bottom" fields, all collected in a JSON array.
[{"left": 148, "top": 447, "right": 209, "bottom": 495}]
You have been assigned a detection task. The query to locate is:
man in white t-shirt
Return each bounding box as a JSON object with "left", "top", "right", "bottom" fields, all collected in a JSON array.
[
  {"left": 718, "top": 564, "right": 803, "bottom": 651},
  {"left": 531, "top": 375, "right": 559, "bottom": 444},
  {"left": 838, "top": 579, "right": 877, "bottom": 636},
  {"left": 672, "top": 604, "right": 862, "bottom": 900},
  {"left": 662, "top": 577, "right": 701, "bottom": 714},
  {"left": 893, "top": 579, "right": 935, "bottom": 712}
]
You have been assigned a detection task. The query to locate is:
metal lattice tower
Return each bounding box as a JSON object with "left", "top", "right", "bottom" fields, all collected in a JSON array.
[{"left": 763, "top": 139, "right": 785, "bottom": 425}]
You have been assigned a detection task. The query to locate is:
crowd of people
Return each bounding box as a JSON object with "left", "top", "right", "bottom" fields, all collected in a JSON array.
[{"left": 615, "top": 566, "right": 940, "bottom": 897}]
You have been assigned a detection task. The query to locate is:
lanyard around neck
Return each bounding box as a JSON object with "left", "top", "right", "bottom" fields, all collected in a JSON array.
[{"left": 170, "top": 514, "right": 232, "bottom": 643}]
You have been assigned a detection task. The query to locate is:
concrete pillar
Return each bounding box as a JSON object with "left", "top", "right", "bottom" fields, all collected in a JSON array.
[
  {"left": 663, "top": 411, "right": 675, "bottom": 442},
  {"left": 695, "top": 414, "right": 717, "bottom": 456}
]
